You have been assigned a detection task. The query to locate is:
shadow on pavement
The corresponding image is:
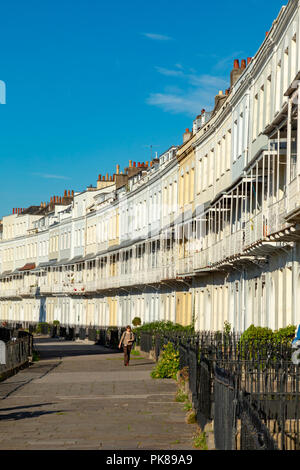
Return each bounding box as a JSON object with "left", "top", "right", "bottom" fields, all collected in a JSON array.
[
  {"left": 0, "top": 408, "right": 67, "bottom": 421},
  {"left": 34, "top": 337, "right": 123, "bottom": 360},
  {"left": 0, "top": 403, "right": 54, "bottom": 412}
]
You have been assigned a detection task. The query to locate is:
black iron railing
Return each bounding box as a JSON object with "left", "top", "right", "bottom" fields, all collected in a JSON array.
[
  {"left": 0, "top": 331, "right": 33, "bottom": 377},
  {"left": 140, "top": 330, "right": 300, "bottom": 450}
]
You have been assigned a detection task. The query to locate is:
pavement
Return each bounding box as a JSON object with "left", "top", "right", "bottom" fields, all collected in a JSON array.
[{"left": 0, "top": 336, "right": 198, "bottom": 450}]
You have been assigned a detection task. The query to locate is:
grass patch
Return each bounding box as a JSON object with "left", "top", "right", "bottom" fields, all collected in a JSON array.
[
  {"left": 32, "top": 350, "right": 40, "bottom": 362},
  {"left": 193, "top": 431, "right": 208, "bottom": 450},
  {"left": 171, "top": 439, "right": 180, "bottom": 444},
  {"left": 175, "top": 389, "right": 188, "bottom": 403},
  {"left": 131, "top": 350, "right": 140, "bottom": 356},
  {"left": 183, "top": 401, "right": 193, "bottom": 411},
  {"left": 186, "top": 411, "right": 197, "bottom": 424}
]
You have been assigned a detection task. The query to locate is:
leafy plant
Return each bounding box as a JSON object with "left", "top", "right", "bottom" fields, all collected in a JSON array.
[
  {"left": 224, "top": 321, "right": 231, "bottom": 336},
  {"left": 36, "top": 322, "right": 50, "bottom": 334},
  {"left": 186, "top": 411, "right": 197, "bottom": 424},
  {"left": 132, "top": 317, "right": 141, "bottom": 327},
  {"left": 183, "top": 401, "right": 193, "bottom": 411},
  {"left": 193, "top": 431, "right": 208, "bottom": 450},
  {"left": 274, "top": 325, "right": 296, "bottom": 345},
  {"left": 151, "top": 342, "right": 180, "bottom": 380},
  {"left": 133, "top": 320, "right": 194, "bottom": 342}
]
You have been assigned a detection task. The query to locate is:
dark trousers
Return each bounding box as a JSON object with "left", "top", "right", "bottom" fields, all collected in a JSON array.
[{"left": 123, "top": 345, "right": 132, "bottom": 365}]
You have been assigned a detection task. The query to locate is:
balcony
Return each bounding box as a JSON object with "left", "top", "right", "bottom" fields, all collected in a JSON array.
[
  {"left": 267, "top": 197, "right": 288, "bottom": 237},
  {"left": 0, "top": 288, "right": 20, "bottom": 299},
  {"left": 19, "top": 285, "right": 39, "bottom": 297},
  {"left": 161, "top": 264, "right": 176, "bottom": 280},
  {"left": 40, "top": 284, "right": 52, "bottom": 295},
  {"left": 85, "top": 280, "right": 98, "bottom": 293},
  {"left": 177, "top": 256, "right": 194, "bottom": 276},
  {"left": 69, "top": 283, "right": 86, "bottom": 295}
]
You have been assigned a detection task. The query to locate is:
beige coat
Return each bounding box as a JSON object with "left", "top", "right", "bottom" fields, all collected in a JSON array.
[{"left": 120, "top": 330, "right": 135, "bottom": 346}]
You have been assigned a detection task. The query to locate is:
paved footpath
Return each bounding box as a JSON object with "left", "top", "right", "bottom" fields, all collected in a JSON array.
[{"left": 0, "top": 337, "right": 197, "bottom": 450}]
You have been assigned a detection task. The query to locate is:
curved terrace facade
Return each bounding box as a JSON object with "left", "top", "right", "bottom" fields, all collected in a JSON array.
[{"left": 1, "top": 0, "right": 300, "bottom": 332}]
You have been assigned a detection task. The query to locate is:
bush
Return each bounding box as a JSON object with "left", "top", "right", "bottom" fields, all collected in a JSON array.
[
  {"left": 239, "top": 324, "right": 274, "bottom": 347},
  {"left": 132, "top": 317, "right": 141, "bottom": 327},
  {"left": 52, "top": 320, "right": 60, "bottom": 326},
  {"left": 151, "top": 342, "right": 180, "bottom": 380},
  {"left": 36, "top": 322, "right": 50, "bottom": 334},
  {"left": 133, "top": 320, "right": 194, "bottom": 341},
  {"left": 274, "top": 325, "right": 296, "bottom": 345},
  {"left": 240, "top": 324, "right": 296, "bottom": 347}
]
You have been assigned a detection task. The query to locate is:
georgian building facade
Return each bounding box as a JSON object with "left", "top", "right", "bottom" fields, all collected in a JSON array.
[{"left": 1, "top": 0, "right": 300, "bottom": 332}]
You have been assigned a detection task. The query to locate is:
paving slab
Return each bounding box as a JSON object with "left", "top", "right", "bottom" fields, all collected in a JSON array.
[{"left": 0, "top": 337, "right": 198, "bottom": 450}]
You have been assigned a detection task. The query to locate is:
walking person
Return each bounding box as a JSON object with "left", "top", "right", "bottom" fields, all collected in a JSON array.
[{"left": 118, "top": 325, "right": 135, "bottom": 366}]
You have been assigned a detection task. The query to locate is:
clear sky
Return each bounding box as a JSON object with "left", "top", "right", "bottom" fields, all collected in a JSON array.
[{"left": 0, "top": 0, "right": 287, "bottom": 218}]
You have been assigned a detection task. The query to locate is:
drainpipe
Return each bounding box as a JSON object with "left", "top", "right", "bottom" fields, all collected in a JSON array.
[{"left": 242, "top": 268, "right": 246, "bottom": 333}]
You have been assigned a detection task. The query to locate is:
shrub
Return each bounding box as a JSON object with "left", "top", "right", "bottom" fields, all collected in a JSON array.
[
  {"left": 36, "top": 322, "right": 50, "bottom": 334},
  {"left": 134, "top": 320, "right": 194, "bottom": 342},
  {"left": 274, "top": 325, "right": 296, "bottom": 345},
  {"left": 151, "top": 342, "right": 180, "bottom": 380},
  {"left": 132, "top": 317, "right": 141, "bottom": 327},
  {"left": 239, "top": 324, "right": 274, "bottom": 346},
  {"left": 52, "top": 320, "right": 60, "bottom": 326},
  {"left": 224, "top": 321, "right": 232, "bottom": 336},
  {"left": 240, "top": 324, "right": 297, "bottom": 347}
]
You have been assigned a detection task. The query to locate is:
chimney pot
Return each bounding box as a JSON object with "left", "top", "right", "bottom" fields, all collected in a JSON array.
[
  {"left": 116, "top": 164, "right": 120, "bottom": 174},
  {"left": 129, "top": 160, "right": 132, "bottom": 167},
  {"left": 68, "top": 190, "right": 70, "bottom": 196},
  {"left": 64, "top": 190, "right": 67, "bottom": 197},
  {"left": 185, "top": 128, "right": 189, "bottom": 133},
  {"left": 241, "top": 59, "right": 246, "bottom": 69},
  {"left": 72, "top": 190, "right": 74, "bottom": 197},
  {"left": 234, "top": 59, "right": 240, "bottom": 69},
  {"left": 98, "top": 174, "right": 101, "bottom": 181},
  {"left": 247, "top": 57, "right": 252, "bottom": 65},
  {"left": 201, "top": 109, "right": 205, "bottom": 114},
  {"left": 133, "top": 162, "right": 136, "bottom": 167}
]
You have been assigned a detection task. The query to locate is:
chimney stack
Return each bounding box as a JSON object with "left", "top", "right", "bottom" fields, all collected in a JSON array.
[
  {"left": 230, "top": 59, "right": 243, "bottom": 87},
  {"left": 183, "top": 128, "right": 192, "bottom": 143}
]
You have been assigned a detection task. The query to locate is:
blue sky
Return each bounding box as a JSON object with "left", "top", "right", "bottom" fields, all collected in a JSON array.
[{"left": 0, "top": 0, "right": 286, "bottom": 217}]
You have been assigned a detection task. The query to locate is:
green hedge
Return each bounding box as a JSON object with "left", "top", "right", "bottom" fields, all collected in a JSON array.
[
  {"left": 239, "top": 324, "right": 296, "bottom": 347},
  {"left": 133, "top": 320, "right": 194, "bottom": 340},
  {"left": 150, "top": 342, "right": 180, "bottom": 380}
]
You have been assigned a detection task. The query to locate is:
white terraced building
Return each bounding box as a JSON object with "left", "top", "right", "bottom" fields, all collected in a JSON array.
[{"left": 1, "top": 0, "right": 300, "bottom": 332}]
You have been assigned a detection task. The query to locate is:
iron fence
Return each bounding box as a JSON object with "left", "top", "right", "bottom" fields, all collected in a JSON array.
[
  {"left": 0, "top": 333, "right": 33, "bottom": 377},
  {"left": 140, "top": 330, "right": 300, "bottom": 450}
]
